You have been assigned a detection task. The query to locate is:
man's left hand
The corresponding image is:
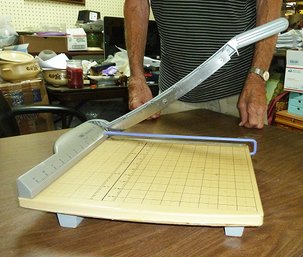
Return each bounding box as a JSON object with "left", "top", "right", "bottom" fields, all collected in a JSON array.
[{"left": 237, "top": 74, "right": 267, "bottom": 129}]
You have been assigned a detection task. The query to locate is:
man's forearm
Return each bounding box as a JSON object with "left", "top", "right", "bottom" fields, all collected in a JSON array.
[
  {"left": 124, "top": 0, "right": 150, "bottom": 77},
  {"left": 251, "top": 0, "right": 283, "bottom": 70}
]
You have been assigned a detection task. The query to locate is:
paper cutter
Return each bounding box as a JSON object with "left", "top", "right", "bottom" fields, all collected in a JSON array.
[{"left": 17, "top": 18, "right": 288, "bottom": 237}]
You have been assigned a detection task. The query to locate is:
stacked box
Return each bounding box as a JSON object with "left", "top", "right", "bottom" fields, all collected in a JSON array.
[
  {"left": 288, "top": 92, "right": 303, "bottom": 116},
  {"left": 283, "top": 50, "right": 303, "bottom": 118},
  {"left": 19, "top": 30, "right": 87, "bottom": 53},
  {"left": 284, "top": 50, "right": 303, "bottom": 93},
  {"left": 0, "top": 79, "right": 54, "bottom": 135}
]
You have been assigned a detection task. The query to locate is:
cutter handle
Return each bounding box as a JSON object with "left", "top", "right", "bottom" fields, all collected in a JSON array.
[{"left": 232, "top": 17, "right": 288, "bottom": 49}]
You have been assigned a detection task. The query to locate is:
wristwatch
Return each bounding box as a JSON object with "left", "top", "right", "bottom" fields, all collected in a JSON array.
[{"left": 249, "top": 67, "right": 270, "bottom": 81}]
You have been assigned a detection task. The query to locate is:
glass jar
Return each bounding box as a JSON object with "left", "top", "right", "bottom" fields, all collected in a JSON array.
[{"left": 66, "top": 60, "right": 83, "bottom": 88}]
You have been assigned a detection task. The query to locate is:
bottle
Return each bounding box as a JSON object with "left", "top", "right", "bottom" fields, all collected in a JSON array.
[{"left": 66, "top": 60, "right": 83, "bottom": 88}]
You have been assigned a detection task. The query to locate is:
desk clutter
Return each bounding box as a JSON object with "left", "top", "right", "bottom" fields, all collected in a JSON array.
[
  {"left": 0, "top": 15, "right": 160, "bottom": 96},
  {"left": 1, "top": 14, "right": 161, "bottom": 88},
  {"left": 0, "top": 48, "right": 157, "bottom": 135},
  {"left": 0, "top": 49, "right": 154, "bottom": 88},
  {"left": 0, "top": 79, "right": 54, "bottom": 135},
  {"left": 35, "top": 49, "right": 129, "bottom": 88},
  {"left": 0, "top": 51, "right": 53, "bottom": 134},
  {"left": 0, "top": 13, "right": 161, "bottom": 93},
  {"left": 0, "top": 46, "right": 159, "bottom": 92},
  {"left": 0, "top": 50, "right": 40, "bottom": 81}
]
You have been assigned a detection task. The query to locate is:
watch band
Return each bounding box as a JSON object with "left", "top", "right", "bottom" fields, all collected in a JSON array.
[{"left": 249, "top": 67, "right": 270, "bottom": 81}]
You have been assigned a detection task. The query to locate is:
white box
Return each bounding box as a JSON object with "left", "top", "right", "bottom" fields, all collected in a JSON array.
[
  {"left": 66, "top": 28, "right": 87, "bottom": 51},
  {"left": 284, "top": 50, "right": 303, "bottom": 92}
]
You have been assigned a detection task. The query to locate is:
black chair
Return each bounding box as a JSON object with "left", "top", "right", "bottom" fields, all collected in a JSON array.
[{"left": 0, "top": 90, "right": 87, "bottom": 138}]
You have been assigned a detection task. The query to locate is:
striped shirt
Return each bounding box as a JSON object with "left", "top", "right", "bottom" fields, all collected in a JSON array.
[{"left": 150, "top": 0, "right": 256, "bottom": 102}]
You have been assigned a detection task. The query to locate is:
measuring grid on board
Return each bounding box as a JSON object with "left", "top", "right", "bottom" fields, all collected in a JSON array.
[{"left": 37, "top": 139, "right": 259, "bottom": 212}]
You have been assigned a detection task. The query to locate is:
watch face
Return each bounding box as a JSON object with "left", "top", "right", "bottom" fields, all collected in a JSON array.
[{"left": 263, "top": 71, "right": 270, "bottom": 81}]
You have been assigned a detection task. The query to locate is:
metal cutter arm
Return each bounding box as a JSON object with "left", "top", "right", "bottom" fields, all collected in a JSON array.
[{"left": 89, "top": 18, "right": 289, "bottom": 131}]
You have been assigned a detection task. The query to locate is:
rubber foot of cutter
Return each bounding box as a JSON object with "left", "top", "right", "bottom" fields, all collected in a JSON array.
[
  {"left": 224, "top": 227, "right": 244, "bottom": 237},
  {"left": 57, "top": 213, "right": 84, "bottom": 228},
  {"left": 56, "top": 213, "right": 245, "bottom": 236}
]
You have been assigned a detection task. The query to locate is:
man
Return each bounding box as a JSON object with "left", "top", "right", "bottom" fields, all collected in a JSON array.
[{"left": 124, "top": 0, "right": 283, "bottom": 129}]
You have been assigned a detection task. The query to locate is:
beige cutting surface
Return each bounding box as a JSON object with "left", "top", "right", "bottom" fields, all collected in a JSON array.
[{"left": 19, "top": 138, "right": 263, "bottom": 226}]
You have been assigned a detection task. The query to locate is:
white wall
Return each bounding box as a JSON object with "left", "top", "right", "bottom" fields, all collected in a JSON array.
[{"left": 0, "top": 0, "right": 125, "bottom": 31}]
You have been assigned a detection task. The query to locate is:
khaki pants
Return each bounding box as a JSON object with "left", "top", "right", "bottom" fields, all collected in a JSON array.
[
  {"left": 161, "top": 94, "right": 240, "bottom": 117},
  {"left": 161, "top": 94, "right": 268, "bottom": 125}
]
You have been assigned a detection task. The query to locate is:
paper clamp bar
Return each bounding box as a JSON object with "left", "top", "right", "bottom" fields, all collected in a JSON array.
[{"left": 105, "top": 131, "right": 257, "bottom": 155}]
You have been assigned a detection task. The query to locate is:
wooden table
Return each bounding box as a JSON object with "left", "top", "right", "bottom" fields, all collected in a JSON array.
[
  {"left": 1, "top": 109, "right": 302, "bottom": 257},
  {"left": 46, "top": 83, "right": 159, "bottom": 112},
  {"left": 46, "top": 85, "right": 130, "bottom": 104}
]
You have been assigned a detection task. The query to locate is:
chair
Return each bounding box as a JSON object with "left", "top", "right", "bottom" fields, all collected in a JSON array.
[{"left": 0, "top": 90, "right": 87, "bottom": 138}]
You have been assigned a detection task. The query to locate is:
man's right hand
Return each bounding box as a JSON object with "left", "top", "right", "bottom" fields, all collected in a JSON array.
[{"left": 128, "top": 75, "right": 160, "bottom": 119}]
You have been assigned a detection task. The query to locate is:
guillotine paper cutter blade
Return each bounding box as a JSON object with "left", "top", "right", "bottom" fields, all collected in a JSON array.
[{"left": 17, "top": 18, "right": 288, "bottom": 237}]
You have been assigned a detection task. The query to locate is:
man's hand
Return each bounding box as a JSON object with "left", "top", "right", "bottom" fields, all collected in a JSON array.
[
  {"left": 237, "top": 0, "right": 282, "bottom": 129},
  {"left": 237, "top": 74, "right": 267, "bottom": 129},
  {"left": 128, "top": 75, "right": 160, "bottom": 119}
]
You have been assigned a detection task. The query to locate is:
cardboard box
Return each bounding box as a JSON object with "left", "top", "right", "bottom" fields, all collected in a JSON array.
[
  {"left": 284, "top": 50, "right": 303, "bottom": 93},
  {"left": 288, "top": 92, "right": 303, "bottom": 116},
  {"left": 66, "top": 28, "right": 87, "bottom": 51},
  {"left": 19, "top": 29, "right": 87, "bottom": 53},
  {"left": 0, "top": 79, "right": 54, "bottom": 135},
  {"left": 19, "top": 35, "right": 68, "bottom": 53}
]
